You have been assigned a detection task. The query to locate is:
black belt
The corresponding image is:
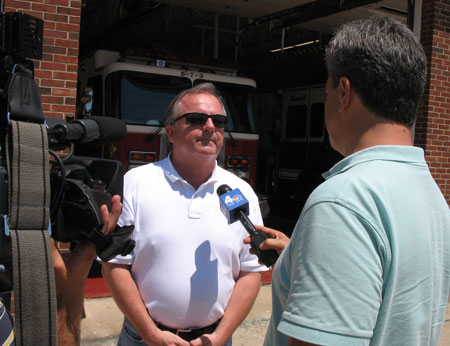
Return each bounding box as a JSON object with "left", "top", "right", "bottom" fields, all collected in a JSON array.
[{"left": 156, "top": 319, "right": 221, "bottom": 341}]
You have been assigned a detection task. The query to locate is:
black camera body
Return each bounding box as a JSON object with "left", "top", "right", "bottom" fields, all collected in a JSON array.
[{"left": 51, "top": 157, "right": 123, "bottom": 243}]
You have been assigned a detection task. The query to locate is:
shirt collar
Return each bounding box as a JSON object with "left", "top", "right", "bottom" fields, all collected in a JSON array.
[
  {"left": 323, "top": 145, "right": 426, "bottom": 180},
  {"left": 163, "top": 154, "right": 220, "bottom": 187}
]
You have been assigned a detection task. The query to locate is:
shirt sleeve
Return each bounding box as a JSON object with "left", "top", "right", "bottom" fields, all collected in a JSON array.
[
  {"left": 101, "top": 170, "right": 136, "bottom": 265},
  {"left": 278, "top": 201, "right": 386, "bottom": 345}
]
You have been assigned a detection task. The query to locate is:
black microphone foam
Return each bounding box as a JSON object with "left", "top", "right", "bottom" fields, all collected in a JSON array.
[
  {"left": 90, "top": 116, "right": 127, "bottom": 145},
  {"left": 217, "top": 184, "right": 232, "bottom": 196}
]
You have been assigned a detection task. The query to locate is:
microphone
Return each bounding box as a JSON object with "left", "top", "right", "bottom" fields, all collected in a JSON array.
[
  {"left": 217, "top": 184, "right": 279, "bottom": 267},
  {"left": 47, "top": 116, "right": 127, "bottom": 147}
]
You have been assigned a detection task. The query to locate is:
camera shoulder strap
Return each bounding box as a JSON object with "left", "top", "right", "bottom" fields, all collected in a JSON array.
[{"left": 5, "top": 119, "right": 57, "bottom": 346}]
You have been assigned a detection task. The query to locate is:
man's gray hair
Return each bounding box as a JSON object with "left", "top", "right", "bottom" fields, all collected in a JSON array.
[
  {"left": 325, "top": 16, "right": 427, "bottom": 126},
  {"left": 165, "top": 83, "right": 227, "bottom": 126}
]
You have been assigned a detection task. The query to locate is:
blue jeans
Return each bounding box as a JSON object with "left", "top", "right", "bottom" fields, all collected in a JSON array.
[{"left": 118, "top": 318, "right": 232, "bottom": 346}]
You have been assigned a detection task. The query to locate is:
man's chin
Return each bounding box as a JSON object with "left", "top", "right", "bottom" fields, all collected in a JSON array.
[{"left": 195, "top": 146, "right": 219, "bottom": 157}]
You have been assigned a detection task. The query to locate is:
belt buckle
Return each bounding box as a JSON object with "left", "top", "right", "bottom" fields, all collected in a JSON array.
[{"left": 176, "top": 328, "right": 192, "bottom": 335}]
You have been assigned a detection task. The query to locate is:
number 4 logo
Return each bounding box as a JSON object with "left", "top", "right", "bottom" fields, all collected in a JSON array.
[{"left": 224, "top": 195, "right": 234, "bottom": 205}]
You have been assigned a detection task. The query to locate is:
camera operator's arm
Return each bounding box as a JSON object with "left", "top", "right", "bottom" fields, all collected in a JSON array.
[
  {"left": 243, "top": 225, "right": 290, "bottom": 255},
  {"left": 52, "top": 194, "right": 122, "bottom": 345}
]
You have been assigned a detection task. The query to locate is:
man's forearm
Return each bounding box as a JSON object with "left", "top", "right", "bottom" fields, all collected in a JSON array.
[
  {"left": 101, "top": 263, "right": 161, "bottom": 342},
  {"left": 53, "top": 241, "right": 97, "bottom": 346},
  {"left": 213, "top": 271, "right": 262, "bottom": 344}
]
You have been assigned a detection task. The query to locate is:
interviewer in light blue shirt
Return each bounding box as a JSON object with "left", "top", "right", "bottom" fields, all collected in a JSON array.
[{"left": 249, "top": 17, "right": 450, "bottom": 346}]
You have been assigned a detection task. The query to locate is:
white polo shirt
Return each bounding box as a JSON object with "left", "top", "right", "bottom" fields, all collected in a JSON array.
[{"left": 108, "top": 157, "right": 267, "bottom": 329}]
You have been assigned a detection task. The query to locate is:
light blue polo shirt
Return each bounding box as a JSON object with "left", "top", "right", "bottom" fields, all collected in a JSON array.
[{"left": 265, "top": 145, "right": 450, "bottom": 346}]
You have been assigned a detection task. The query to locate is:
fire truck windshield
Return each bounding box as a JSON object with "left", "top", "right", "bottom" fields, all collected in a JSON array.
[{"left": 105, "top": 71, "right": 258, "bottom": 134}]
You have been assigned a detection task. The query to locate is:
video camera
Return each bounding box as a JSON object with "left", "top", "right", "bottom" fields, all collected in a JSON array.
[{"left": 0, "top": 12, "right": 135, "bottom": 293}]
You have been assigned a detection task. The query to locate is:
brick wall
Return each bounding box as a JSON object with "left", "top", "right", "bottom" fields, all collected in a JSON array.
[
  {"left": 4, "top": 0, "right": 82, "bottom": 121},
  {"left": 417, "top": 0, "right": 450, "bottom": 204}
]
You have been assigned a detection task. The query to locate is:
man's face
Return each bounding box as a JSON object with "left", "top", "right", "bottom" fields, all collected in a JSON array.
[{"left": 166, "top": 92, "right": 225, "bottom": 160}]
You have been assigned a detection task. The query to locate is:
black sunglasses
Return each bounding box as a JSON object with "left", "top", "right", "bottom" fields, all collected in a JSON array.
[{"left": 172, "top": 112, "right": 228, "bottom": 128}]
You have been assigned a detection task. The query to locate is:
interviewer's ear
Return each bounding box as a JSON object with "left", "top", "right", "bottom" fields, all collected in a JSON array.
[{"left": 337, "top": 77, "right": 352, "bottom": 113}]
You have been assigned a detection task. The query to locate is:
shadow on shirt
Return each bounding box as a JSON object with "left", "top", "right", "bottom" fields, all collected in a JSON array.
[{"left": 186, "top": 240, "right": 218, "bottom": 326}]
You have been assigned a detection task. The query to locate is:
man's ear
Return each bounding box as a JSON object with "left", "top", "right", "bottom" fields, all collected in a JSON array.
[
  {"left": 166, "top": 125, "right": 175, "bottom": 143},
  {"left": 338, "top": 77, "right": 352, "bottom": 113}
]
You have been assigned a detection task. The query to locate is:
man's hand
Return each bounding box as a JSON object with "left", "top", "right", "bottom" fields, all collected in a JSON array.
[
  {"left": 100, "top": 194, "right": 122, "bottom": 234},
  {"left": 189, "top": 333, "right": 221, "bottom": 346},
  {"left": 52, "top": 194, "right": 122, "bottom": 345},
  {"left": 244, "top": 225, "right": 290, "bottom": 256},
  {"left": 148, "top": 330, "right": 191, "bottom": 346}
]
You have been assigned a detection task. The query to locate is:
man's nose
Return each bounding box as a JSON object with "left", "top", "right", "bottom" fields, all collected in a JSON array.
[{"left": 203, "top": 117, "right": 215, "bottom": 131}]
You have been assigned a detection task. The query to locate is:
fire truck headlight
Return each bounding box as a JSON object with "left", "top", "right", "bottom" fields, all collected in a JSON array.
[{"left": 226, "top": 155, "right": 250, "bottom": 180}]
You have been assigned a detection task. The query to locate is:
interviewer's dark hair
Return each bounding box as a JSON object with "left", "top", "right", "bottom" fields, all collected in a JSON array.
[
  {"left": 325, "top": 16, "right": 427, "bottom": 126},
  {"left": 165, "top": 83, "right": 227, "bottom": 126}
]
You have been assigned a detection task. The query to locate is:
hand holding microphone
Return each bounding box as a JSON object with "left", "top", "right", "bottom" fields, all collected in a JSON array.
[
  {"left": 217, "top": 184, "right": 279, "bottom": 267},
  {"left": 243, "top": 225, "right": 289, "bottom": 257}
]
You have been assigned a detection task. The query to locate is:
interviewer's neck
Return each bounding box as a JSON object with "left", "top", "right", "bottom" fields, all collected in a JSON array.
[
  {"left": 335, "top": 93, "right": 414, "bottom": 157},
  {"left": 352, "top": 119, "right": 413, "bottom": 155}
]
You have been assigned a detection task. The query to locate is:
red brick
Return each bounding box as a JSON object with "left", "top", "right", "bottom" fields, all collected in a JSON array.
[
  {"left": 66, "top": 64, "right": 78, "bottom": 72},
  {"left": 40, "top": 61, "right": 67, "bottom": 71},
  {"left": 47, "top": 0, "right": 70, "bottom": 6},
  {"left": 42, "top": 53, "right": 54, "bottom": 62},
  {"left": 53, "top": 71, "right": 78, "bottom": 80},
  {"left": 44, "top": 13, "right": 68, "bottom": 22},
  {"left": 43, "top": 45, "right": 67, "bottom": 55},
  {"left": 57, "top": 6, "right": 81, "bottom": 16},
  {"left": 43, "top": 37, "right": 55, "bottom": 45},
  {"left": 51, "top": 104, "right": 75, "bottom": 113},
  {"left": 69, "top": 15, "right": 81, "bottom": 24},
  {"left": 54, "top": 38, "right": 79, "bottom": 48},
  {"left": 42, "top": 95, "right": 64, "bottom": 104},
  {"left": 65, "top": 81, "right": 77, "bottom": 88},
  {"left": 55, "top": 22, "right": 80, "bottom": 32},
  {"left": 40, "top": 79, "right": 65, "bottom": 88},
  {"left": 70, "top": 0, "right": 82, "bottom": 10},
  {"left": 53, "top": 88, "right": 77, "bottom": 97},
  {"left": 65, "top": 97, "right": 77, "bottom": 105},
  {"left": 44, "top": 16, "right": 57, "bottom": 27},
  {"left": 44, "top": 29, "right": 68, "bottom": 39},
  {"left": 34, "top": 70, "right": 53, "bottom": 79},
  {"left": 38, "top": 87, "right": 52, "bottom": 95},
  {"left": 68, "top": 32, "right": 79, "bottom": 40},
  {"left": 12, "top": 1, "right": 31, "bottom": 9},
  {"left": 68, "top": 48, "right": 79, "bottom": 56},
  {"left": 31, "top": 3, "right": 57, "bottom": 13},
  {"left": 54, "top": 54, "right": 78, "bottom": 64},
  {"left": 42, "top": 104, "right": 51, "bottom": 112}
]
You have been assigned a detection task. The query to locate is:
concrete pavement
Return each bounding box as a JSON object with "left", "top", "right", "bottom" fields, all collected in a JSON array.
[{"left": 80, "top": 285, "right": 450, "bottom": 345}]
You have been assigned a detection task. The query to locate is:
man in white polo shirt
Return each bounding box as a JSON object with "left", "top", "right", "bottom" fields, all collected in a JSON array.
[{"left": 102, "top": 83, "right": 266, "bottom": 346}]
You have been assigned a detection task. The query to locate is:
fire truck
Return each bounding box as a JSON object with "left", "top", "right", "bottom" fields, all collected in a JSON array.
[
  {"left": 273, "top": 85, "right": 342, "bottom": 219},
  {"left": 78, "top": 50, "right": 261, "bottom": 195}
]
